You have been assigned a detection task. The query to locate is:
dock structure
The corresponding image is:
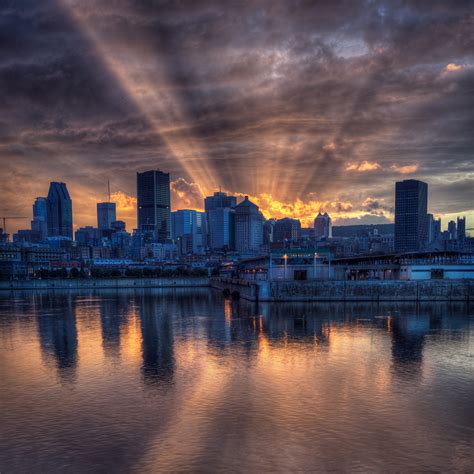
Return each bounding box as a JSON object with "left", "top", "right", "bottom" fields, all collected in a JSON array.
[{"left": 211, "top": 277, "right": 474, "bottom": 303}]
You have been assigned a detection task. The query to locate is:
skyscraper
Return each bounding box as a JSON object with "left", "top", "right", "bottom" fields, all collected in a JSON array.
[
  {"left": 47, "top": 182, "right": 73, "bottom": 239},
  {"left": 208, "top": 207, "right": 235, "bottom": 250},
  {"left": 32, "top": 197, "right": 48, "bottom": 239},
  {"left": 394, "top": 179, "right": 428, "bottom": 253},
  {"left": 457, "top": 216, "right": 466, "bottom": 240},
  {"left": 314, "top": 212, "right": 332, "bottom": 239},
  {"left": 448, "top": 220, "right": 457, "bottom": 240},
  {"left": 205, "top": 191, "right": 236, "bottom": 250},
  {"left": 235, "top": 196, "right": 263, "bottom": 253},
  {"left": 274, "top": 218, "right": 301, "bottom": 242},
  {"left": 204, "top": 192, "right": 237, "bottom": 212},
  {"left": 171, "top": 209, "right": 207, "bottom": 254},
  {"left": 97, "top": 202, "right": 117, "bottom": 230},
  {"left": 137, "top": 170, "right": 171, "bottom": 242}
]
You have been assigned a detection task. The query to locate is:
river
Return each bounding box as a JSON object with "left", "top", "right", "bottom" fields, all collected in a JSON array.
[{"left": 0, "top": 289, "right": 472, "bottom": 472}]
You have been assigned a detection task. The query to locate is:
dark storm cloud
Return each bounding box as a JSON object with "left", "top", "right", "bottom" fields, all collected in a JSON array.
[{"left": 0, "top": 0, "right": 473, "bottom": 231}]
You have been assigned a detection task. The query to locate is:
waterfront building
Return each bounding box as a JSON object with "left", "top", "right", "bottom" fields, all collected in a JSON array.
[
  {"left": 205, "top": 191, "right": 236, "bottom": 250},
  {"left": 448, "top": 220, "right": 457, "bottom": 240},
  {"left": 274, "top": 218, "right": 301, "bottom": 242},
  {"left": 171, "top": 210, "right": 206, "bottom": 254},
  {"left": 394, "top": 179, "right": 428, "bottom": 253},
  {"left": 457, "top": 216, "right": 466, "bottom": 240},
  {"left": 0, "top": 228, "right": 8, "bottom": 243},
  {"left": 208, "top": 207, "right": 235, "bottom": 250},
  {"left": 427, "top": 214, "right": 435, "bottom": 243},
  {"left": 97, "top": 202, "right": 117, "bottom": 230},
  {"left": 32, "top": 197, "right": 48, "bottom": 239},
  {"left": 13, "top": 229, "right": 42, "bottom": 243},
  {"left": 137, "top": 170, "right": 170, "bottom": 242},
  {"left": 151, "top": 242, "right": 177, "bottom": 261},
  {"left": 427, "top": 214, "right": 442, "bottom": 244},
  {"left": 263, "top": 218, "right": 276, "bottom": 245},
  {"left": 75, "top": 226, "right": 100, "bottom": 245},
  {"left": 314, "top": 212, "right": 332, "bottom": 239},
  {"left": 111, "top": 221, "right": 126, "bottom": 232},
  {"left": 204, "top": 192, "right": 237, "bottom": 213},
  {"left": 47, "top": 182, "right": 73, "bottom": 239},
  {"left": 234, "top": 196, "right": 264, "bottom": 253}
]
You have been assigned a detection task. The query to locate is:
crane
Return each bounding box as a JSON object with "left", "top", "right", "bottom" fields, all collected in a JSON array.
[{"left": 0, "top": 216, "right": 29, "bottom": 234}]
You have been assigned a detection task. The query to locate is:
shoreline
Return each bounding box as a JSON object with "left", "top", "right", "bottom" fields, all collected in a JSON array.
[
  {"left": 0, "top": 277, "right": 210, "bottom": 291},
  {"left": 1, "top": 277, "right": 473, "bottom": 303}
]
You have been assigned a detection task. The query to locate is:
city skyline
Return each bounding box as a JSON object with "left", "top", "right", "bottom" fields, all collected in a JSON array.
[
  {"left": 1, "top": 1, "right": 473, "bottom": 234},
  {"left": 3, "top": 174, "right": 472, "bottom": 243}
]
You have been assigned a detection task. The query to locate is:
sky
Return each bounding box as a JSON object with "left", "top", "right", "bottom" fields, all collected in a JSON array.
[{"left": 0, "top": 0, "right": 473, "bottom": 234}]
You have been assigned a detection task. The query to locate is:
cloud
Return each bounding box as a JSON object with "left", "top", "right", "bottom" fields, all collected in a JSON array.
[
  {"left": 323, "top": 142, "right": 336, "bottom": 151},
  {"left": 0, "top": 0, "right": 473, "bottom": 233},
  {"left": 346, "top": 161, "right": 381, "bottom": 172},
  {"left": 390, "top": 164, "right": 419, "bottom": 174},
  {"left": 445, "top": 63, "right": 463, "bottom": 72},
  {"left": 111, "top": 191, "right": 136, "bottom": 211},
  {"left": 170, "top": 178, "right": 204, "bottom": 210}
]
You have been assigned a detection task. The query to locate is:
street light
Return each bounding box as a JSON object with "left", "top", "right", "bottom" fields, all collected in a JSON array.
[{"left": 283, "top": 253, "right": 288, "bottom": 280}]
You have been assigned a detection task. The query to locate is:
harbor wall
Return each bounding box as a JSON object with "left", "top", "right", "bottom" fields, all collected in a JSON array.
[
  {"left": 211, "top": 278, "right": 474, "bottom": 302},
  {"left": 0, "top": 277, "right": 210, "bottom": 291}
]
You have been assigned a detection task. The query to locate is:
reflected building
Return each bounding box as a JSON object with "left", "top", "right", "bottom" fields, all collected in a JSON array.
[
  {"left": 36, "top": 294, "right": 78, "bottom": 381},
  {"left": 137, "top": 296, "right": 175, "bottom": 385},
  {"left": 390, "top": 314, "right": 429, "bottom": 377},
  {"left": 99, "top": 296, "right": 130, "bottom": 357}
]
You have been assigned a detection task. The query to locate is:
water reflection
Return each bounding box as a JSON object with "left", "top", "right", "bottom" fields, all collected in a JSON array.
[
  {"left": 0, "top": 289, "right": 472, "bottom": 472},
  {"left": 36, "top": 293, "right": 78, "bottom": 382},
  {"left": 15, "top": 291, "right": 474, "bottom": 386},
  {"left": 99, "top": 295, "right": 129, "bottom": 357},
  {"left": 137, "top": 294, "right": 175, "bottom": 385}
]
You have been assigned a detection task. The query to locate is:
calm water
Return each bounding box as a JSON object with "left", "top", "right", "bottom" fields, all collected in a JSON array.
[{"left": 0, "top": 289, "right": 473, "bottom": 473}]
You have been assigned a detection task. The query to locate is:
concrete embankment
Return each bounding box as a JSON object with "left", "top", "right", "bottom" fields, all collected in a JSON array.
[
  {"left": 0, "top": 277, "right": 210, "bottom": 291},
  {"left": 211, "top": 278, "right": 474, "bottom": 302}
]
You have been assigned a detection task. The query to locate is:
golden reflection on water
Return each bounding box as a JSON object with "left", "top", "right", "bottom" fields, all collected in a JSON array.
[{"left": 0, "top": 291, "right": 472, "bottom": 472}]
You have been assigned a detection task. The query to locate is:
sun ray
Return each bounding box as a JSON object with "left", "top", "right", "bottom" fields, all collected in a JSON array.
[{"left": 60, "top": 0, "right": 219, "bottom": 196}]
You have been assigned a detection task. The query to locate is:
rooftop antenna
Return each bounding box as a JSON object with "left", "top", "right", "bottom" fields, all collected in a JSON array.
[{"left": 108, "top": 180, "right": 111, "bottom": 202}]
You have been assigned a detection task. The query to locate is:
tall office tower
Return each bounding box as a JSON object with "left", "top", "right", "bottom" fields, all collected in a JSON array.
[
  {"left": 137, "top": 170, "right": 170, "bottom": 242},
  {"left": 97, "top": 202, "right": 117, "bottom": 230},
  {"left": 457, "top": 216, "right": 466, "bottom": 240},
  {"left": 433, "top": 218, "right": 442, "bottom": 241},
  {"left": 171, "top": 209, "right": 206, "bottom": 254},
  {"left": 235, "top": 196, "right": 263, "bottom": 253},
  {"left": 205, "top": 191, "right": 236, "bottom": 250},
  {"left": 394, "top": 179, "right": 428, "bottom": 253},
  {"left": 274, "top": 218, "right": 301, "bottom": 242},
  {"left": 32, "top": 197, "right": 48, "bottom": 239},
  {"left": 426, "top": 213, "right": 442, "bottom": 244},
  {"left": 447, "top": 220, "right": 457, "bottom": 240},
  {"left": 204, "top": 191, "right": 237, "bottom": 213},
  {"left": 427, "top": 213, "right": 434, "bottom": 243},
  {"left": 208, "top": 207, "right": 235, "bottom": 250},
  {"left": 47, "top": 182, "right": 73, "bottom": 239},
  {"left": 314, "top": 212, "right": 332, "bottom": 239}
]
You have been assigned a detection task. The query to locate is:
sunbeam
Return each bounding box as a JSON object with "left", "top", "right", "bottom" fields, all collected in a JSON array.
[{"left": 60, "top": 0, "right": 219, "bottom": 196}]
